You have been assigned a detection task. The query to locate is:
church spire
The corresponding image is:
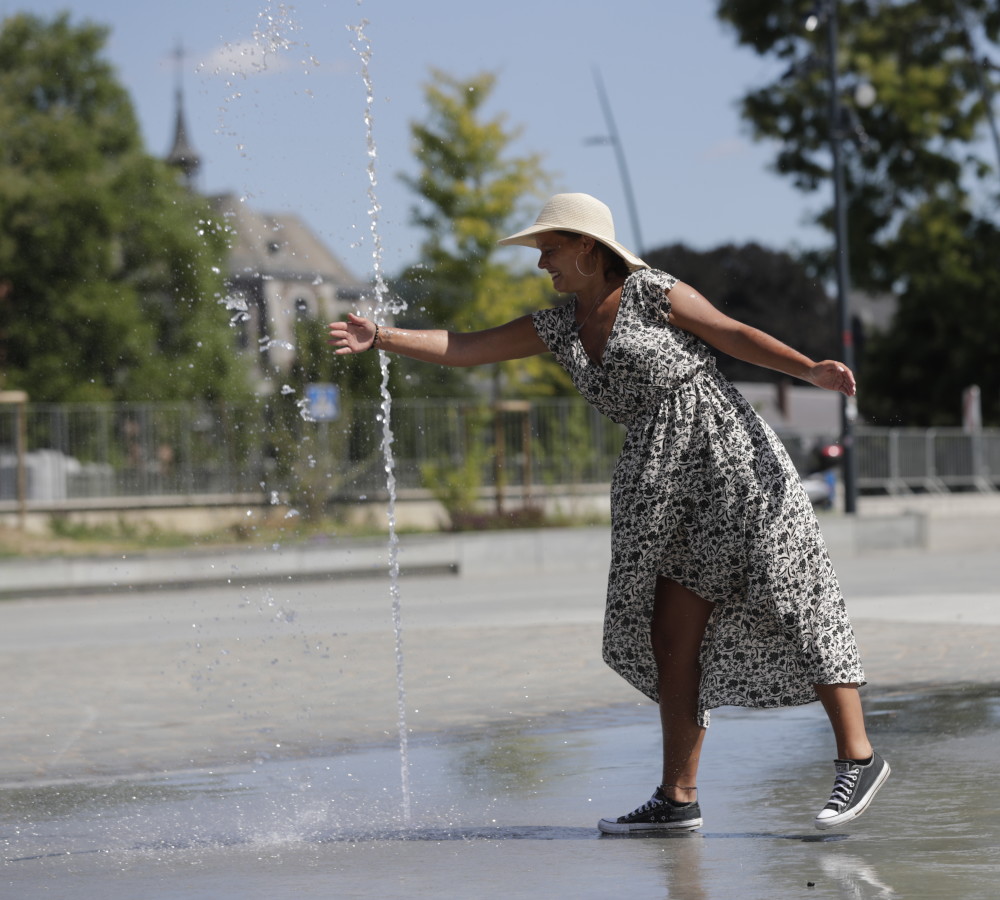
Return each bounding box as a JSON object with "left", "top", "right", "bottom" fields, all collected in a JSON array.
[{"left": 166, "top": 41, "right": 201, "bottom": 189}]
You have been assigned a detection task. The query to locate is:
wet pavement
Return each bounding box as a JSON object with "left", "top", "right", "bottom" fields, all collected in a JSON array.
[{"left": 2, "top": 533, "right": 999, "bottom": 898}]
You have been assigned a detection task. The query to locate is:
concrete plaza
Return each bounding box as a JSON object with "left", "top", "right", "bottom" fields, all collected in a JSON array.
[{"left": 2, "top": 519, "right": 999, "bottom": 898}]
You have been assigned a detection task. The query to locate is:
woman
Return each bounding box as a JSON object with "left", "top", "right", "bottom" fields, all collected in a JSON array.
[{"left": 329, "top": 193, "right": 889, "bottom": 833}]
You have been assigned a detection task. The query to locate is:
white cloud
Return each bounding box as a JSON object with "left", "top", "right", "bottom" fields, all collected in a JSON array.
[
  {"left": 198, "top": 4, "right": 304, "bottom": 78},
  {"left": 199, "top": 40, "right": 297, "bottom": 79}
]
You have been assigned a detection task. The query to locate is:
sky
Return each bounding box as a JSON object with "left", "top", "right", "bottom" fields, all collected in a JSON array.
[{"left": 12, "top": 0, "right": 831, "bottom": 281}]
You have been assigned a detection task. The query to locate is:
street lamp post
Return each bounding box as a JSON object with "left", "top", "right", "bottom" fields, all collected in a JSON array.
[
  {"left": 810, "top": 3, "right": 859, "bottom": 514},
  {"left": 588, "top": 67, "right": 646, "bottom": 257}
]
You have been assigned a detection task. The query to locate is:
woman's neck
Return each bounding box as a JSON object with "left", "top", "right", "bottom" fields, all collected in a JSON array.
[{"left": 576, "top": 273, "right": 625, "bottom": 309}]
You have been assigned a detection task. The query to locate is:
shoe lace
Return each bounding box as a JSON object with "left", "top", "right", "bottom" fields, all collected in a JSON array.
[
  {"left": 826, "top": 767, "right": 860, "bottom": 811},
  {"left": 624, "top": 793, "right": 665, "bottom": 819}
]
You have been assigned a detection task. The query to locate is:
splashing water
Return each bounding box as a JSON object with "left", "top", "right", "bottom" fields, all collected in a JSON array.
[
  {"left": 204, "top": 1, "right": 412, "bottom": 824},
  {"left": 295, "top": 397, "right": 316, "bottom": 422},
  {"left": 349, "top": 17, "right": 412, "bottom": 824}
]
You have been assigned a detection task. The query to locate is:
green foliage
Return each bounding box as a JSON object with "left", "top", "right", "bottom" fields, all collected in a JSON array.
[
  {"left": 421, "top": 451, "right": 488, "bottom": 521},
  {"left": 861, "top": 205, "right": 1000, "bottom": 425},
  {"left": 645, "top": 242, "right": 837, "bottom": 382},
  {"left": 400, "top": 69, "right": 542, "bottom": 316},
  {"left": 716, "top": 0, "right": 999, "bottom": 283},
  {"left": 715, "top": 0, "right": 1000, "bottom": 424},
  {"left": 0, "top": 12, "right": 251, "bottom": 405},
  {"left": 396, "top": 69, "right": 573, "bottom": 399},
  {"left": 418, "top": 404, "right": 490, "bottom": 522}
]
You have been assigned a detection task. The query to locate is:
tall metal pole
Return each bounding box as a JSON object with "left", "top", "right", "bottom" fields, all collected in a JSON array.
[
  {"left": 591, "top": 67, "right": 646, "bottom": 256},
  {"left": 825, "top": 3, "right": 859, "bottom": 514}
]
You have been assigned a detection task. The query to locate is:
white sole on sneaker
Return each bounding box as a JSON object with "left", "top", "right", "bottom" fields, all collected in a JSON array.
[
  {"left": 598, "top": 817, "right": 703, "bottom": 834},
  {"left": 814, "top": 760, "right": 891, "bottom": 830}
]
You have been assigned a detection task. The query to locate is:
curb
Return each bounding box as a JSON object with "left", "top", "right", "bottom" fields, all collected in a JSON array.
[{"left": 2, "top": 507, "right": 994, "bottom": 600}]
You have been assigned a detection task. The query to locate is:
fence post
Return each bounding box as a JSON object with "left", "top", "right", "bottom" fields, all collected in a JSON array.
[
  {"left": 972, "top": 430, "right": 991, "bottom": 492},
  {"left": 0, "top": 391, "right": 29, "bottom": 527},
  {"left": 887, "top": 429, "right": 901, "bottom": 494}
]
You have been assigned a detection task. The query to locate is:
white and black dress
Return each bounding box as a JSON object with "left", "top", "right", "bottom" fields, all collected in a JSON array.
[{"left": 531, "top": 268, "right": 865, "bottom": 726}]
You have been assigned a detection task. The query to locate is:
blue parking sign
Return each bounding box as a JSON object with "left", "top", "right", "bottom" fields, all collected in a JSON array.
[{"left": 306, "top": 383, "right": 340, "bottom": 421}]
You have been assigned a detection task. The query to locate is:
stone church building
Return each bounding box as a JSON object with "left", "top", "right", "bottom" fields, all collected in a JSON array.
[{"left": 165, "top": 80, "right": 370, "bottom": 381}]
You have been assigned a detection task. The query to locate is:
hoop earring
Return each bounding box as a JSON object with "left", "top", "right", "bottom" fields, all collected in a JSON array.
[{"left": 575, "top": 252, "right": 598, "bottom": 278}]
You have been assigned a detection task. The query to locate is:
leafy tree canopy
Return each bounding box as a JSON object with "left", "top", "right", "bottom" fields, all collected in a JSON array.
[
  {"left": 395, "top": 69, "right": 573, "bottom": 400},
  {"left": 716, "top": 0, "right": 1000, "bottom": 424},
  {"left": 0, "top": 12, "right": 250, "bottom": 405},
  {"left": 861, "top": 200, "right": 1000, "bottom": 425},
  {"left": 717, "top": 0, "right": 999, "bottom": 278}
]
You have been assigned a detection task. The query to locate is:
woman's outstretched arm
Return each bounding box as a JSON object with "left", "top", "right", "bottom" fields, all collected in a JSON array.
[
  {"left": 666, "top": 281, "right": 857, "bottom": 397},
  {"left": 328, "top": 313, "right": 547, "bottom": 367}
]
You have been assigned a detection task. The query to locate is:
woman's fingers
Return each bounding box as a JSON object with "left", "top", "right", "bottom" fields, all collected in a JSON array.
[
  {"left": 328, "top": 315, "right": 372, "bottom": 354},
  {"left": 812, "top": 361, "right": 856, "bottom": 396}
]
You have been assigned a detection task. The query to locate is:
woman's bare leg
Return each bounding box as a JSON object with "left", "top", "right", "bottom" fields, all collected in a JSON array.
[
  {"left": 813, "top": 682, "right": 889, "bottom": 829},
  {"left": 651, "top": 577, "right": 715, "bottom": 804},
  {"left": 814, "top": 683, "right": 873, "bottom": 760}
]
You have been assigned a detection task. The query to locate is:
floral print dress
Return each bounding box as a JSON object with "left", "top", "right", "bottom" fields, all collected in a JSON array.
[{"left": 531, "top": 268, "right": 865, "bottom": 726}]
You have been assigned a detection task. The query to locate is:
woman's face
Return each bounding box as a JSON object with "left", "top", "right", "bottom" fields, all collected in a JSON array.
[{"left": 535, "top": 232, "right": 589, "bottom": 293}]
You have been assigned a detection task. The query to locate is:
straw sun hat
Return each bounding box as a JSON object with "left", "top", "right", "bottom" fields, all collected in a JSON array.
[{"left": 498, "top": 193, "right": 648, "bottom": 271}]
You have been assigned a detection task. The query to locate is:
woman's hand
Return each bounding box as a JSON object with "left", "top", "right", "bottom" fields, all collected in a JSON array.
[
  {"left": 807, "top": 360, "right": 856, "bottom": 397},
  {"left": 328, "top": 313, "right": 376, "bottom": 355}
]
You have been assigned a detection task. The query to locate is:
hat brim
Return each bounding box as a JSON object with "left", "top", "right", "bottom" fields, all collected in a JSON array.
[{"left": 498, "top": 225, "right": 648, "bottom": 272}]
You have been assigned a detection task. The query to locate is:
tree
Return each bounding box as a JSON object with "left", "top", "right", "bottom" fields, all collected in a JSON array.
[
  {"left": 717, "top": 0, "right": 1000, "bottom": 277},
  {"left": 715, "top": 0, "right": 1000, "bottom": 424},
  {"left": 860, "top": 202, "right": 1000, "bottom": 425},
  {"left": 395, "top": 69, "right": 572, "bottom": 400},
  {"left": 644, "top": 242, "right": 837, "bottom": 384},
  {"left": 0, "top": 13, "right": 250, "bottom": 405}
]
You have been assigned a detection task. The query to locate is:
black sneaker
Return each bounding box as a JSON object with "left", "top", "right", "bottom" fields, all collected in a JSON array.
[
  {"left": 598, "top": 786, "right": 703, "bottom": 834},
  {"left": 814, "top": 751, "right": 890, "bottom": 830}
]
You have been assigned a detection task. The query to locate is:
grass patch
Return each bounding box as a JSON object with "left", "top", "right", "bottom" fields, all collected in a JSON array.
[{"left": 0, "top": 505, "right": 609, "bottom": 559}]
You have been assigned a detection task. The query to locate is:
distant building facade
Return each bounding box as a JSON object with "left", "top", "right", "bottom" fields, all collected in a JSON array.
[
  {"left": 207, "top": 192, "right": 370, "bottom": 375},
  {"left": 165, "top": 73, "right": 371, "bottom": 386}
]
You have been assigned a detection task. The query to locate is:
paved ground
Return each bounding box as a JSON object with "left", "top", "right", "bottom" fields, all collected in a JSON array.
[
  {"left": 0, "top": 532, "right": 997, "bottom": 785},
  {"left": 3, "top": 530, "right": 1000, "bottom": 900}
]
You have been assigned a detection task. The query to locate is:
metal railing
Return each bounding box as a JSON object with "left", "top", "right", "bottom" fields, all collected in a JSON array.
[
  {"left": 0, "top": 402, "right": 262, "bottom": 501},
  {"left": 1, "top": 400, "right": 998, "bottom": 507},
  {"left": 854, "top": 427, "right": 999, "bottom": 494}
]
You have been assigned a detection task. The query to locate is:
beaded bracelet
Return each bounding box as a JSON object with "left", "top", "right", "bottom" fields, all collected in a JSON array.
[{"left": 365, "top": 323, "right": 381, "bottom": 352}]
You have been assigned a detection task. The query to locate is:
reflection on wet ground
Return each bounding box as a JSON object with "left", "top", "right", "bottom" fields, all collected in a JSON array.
[{"left": 3, "top": 684, "right": 999, "bottom": 899}]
